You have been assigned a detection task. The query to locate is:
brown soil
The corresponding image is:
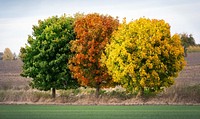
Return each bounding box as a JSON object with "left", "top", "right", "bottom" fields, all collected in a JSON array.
[
  {"left": 0, "top": 59, "right": 31, "bottom": 90},
  {"left": 176, "top": 52, "right": 200, "bottom": 86},
  {"left": 0, "top": 53, "right": 200, "bottom": 105}
]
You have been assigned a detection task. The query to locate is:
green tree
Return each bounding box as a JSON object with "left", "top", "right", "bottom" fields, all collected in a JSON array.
[
  {"left": 20, "top": 15, "right": 79, "bottom": 98},
  {"left": 69, "top": 13, "right": 119, "bottom": 97},
  {"left": 180, "top": 33, "right": 196, "bottom": 57},
  {"left": 180, "top": 33, "right": 196, "bottom": 47},
  {"left": 3, "top": 48, "right": 14, "bottom": 60},
  {"left": 102, "top": 18, "right": 185, "bottom": 96}
]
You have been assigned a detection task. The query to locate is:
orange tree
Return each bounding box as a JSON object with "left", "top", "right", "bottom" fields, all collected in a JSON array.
[
  {"left": 69, "top": 13, "right": 119, "bottom": 97},
  {"left": 102, "top": 18, "right": 185, "bottom": 96}
]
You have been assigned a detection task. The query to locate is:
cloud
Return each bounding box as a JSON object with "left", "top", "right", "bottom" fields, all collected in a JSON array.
[{"left": 0, "top": 0, "right": 200, "bottom": 54}]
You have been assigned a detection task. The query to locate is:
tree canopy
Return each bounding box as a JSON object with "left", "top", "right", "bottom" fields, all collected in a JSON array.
[
  {"left": 102, "top": 18, "right": 186, "bottom": 96},
  {"left": 180, "top": 33, "right": 196, "bottom": 47},
  {"left": 69, "top": 13, "right": 119, "bottom": 97},
  {"left": 20, "top": 15, "right": 79, "bottom": 98},
  {"left": 20, "top": 12, "right": 186, "bottom": 98},
  {"left": 3, "top": 48, "right": 14, "bottom": 60}
]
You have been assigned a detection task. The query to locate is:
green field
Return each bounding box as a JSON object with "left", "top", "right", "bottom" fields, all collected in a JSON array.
[{"left": 0, "top": 105, "right": 200, "bottom": 119}]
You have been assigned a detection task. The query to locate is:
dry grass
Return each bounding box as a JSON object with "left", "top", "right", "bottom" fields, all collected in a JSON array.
[
  {"left": 187, "top": 46, "right": 200, "bottom": 53},
  {"left": 1, "top": 54, "right": 200, "bottom": 105},
  {"left": 0, "top": 85, "right": 200, "bottom": 105}
]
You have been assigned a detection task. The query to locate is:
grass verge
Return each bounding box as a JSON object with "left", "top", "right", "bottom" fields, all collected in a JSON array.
[
  {"left": 1, "top": 84, "right": 200, "bottom": 104},
  {"left": 0, "top": 105, "right": 200, "bottom": 119}
]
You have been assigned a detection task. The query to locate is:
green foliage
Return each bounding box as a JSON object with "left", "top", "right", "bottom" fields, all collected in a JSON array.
[
  {"left": 180, "top": 33, "right": 196, "bottom": 47},
  {"left": 3, "top": 48, "right": 14, "bottom": 60},
  {"left": 102, "top": 18, "right": 185, "bottom": 95},
  {"left": 20, "top": 15, "right": 79, "bottom": 97}
]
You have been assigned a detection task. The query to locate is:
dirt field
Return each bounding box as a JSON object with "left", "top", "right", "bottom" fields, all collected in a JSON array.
[
  {"left": 0, "top": 53, "right": 200, "bottom": 105},
  {"left": 176, "top": 53, "right": 200, "bottom": 86},
  {"left": 0, "top": 59, "right": 30, "bottom": 90}
]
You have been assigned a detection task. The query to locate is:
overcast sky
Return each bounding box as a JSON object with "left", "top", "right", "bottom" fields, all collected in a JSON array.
[{"left": 0, "top": 0, "right": 200, "bottom": 54}]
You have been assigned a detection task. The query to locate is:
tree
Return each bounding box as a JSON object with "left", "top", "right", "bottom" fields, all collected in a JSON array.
[
  {"left": 180, "top": 33, "right": 196, "bottom": 57},
  {"left": 20, "top": 15, "right": 79, "bottom": 98},
  {"left": 180, "top": 33, "right": 196, "bottom": 47},
  {"left": 13, "top": 52, "right": 17, "bottom": 60},
  {"left": 3, "top": 48, "right": 14, "bottom": 60},
  {"left": 69, "top": 13, "right": 119, "bottom": 97},
  {"left": 102, "top": 18, "right": 185, "bottom": 96}
]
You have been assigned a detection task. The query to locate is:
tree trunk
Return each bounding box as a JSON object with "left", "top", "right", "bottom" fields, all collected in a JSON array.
[
  {"left": 52, "top": 88, "right": 56, "bottom": 98},
  {"left": 95, "top": 84, "right": 100, "bottom": 98},
  {"left": 136, "top": 87, "right": 144, "bottom": 99}
]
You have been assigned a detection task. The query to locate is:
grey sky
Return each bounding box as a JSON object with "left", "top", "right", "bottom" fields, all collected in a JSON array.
[{"left": 0, "top": 0, "right": 200, "bottom": 54}]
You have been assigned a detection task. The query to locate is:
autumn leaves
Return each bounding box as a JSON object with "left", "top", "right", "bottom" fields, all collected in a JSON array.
[
  {"left": 21, "top": 13, "right": 185, "bottom": 98},
  {"left": 109, "top": 18, "right": 185, "bottom": 95},
  {"left": 69, "top": 14, "right": 185, "bottom": 96},
  {"left": 102, "top": 18, "right": 185, "bottom": 95},
  {"left": 69, "top": 14, "right": 119, "bottom": 97}
]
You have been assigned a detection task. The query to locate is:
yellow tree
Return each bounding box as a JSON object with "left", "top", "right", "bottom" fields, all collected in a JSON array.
[
  {"left": 102, "top": 18, "right": 185, "bottom": 96},
  {"left": 3, "top": 48, "right": 14, "bottom": 60},
  {"left": 69, "top": 13, "right": 119, "bottom": 97}
]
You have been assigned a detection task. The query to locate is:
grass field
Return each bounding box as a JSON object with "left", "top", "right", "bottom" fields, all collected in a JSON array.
[{"left": 0, "top": 105, "right": 200, "bottom": 119}]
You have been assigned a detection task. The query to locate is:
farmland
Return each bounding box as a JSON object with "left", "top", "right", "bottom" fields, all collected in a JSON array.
[
  {"left": 0, "top": 53, "right": 200, "bottom": 104},
  {"left": 0, "top": 105, "right": 200, "bottom": 119}
]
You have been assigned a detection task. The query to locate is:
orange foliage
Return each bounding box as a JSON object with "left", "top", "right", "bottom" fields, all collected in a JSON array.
[{"left": 69, "top": 13, "right": 119, "bottom": 89}]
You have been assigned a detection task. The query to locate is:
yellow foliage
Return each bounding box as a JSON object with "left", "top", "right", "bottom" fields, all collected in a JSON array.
[
  {"left": 102, "top": 18, "right": 185, "bottom": 94},
  {"left": 140, "top": 78, "right": 145, "bottom": 88}
]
